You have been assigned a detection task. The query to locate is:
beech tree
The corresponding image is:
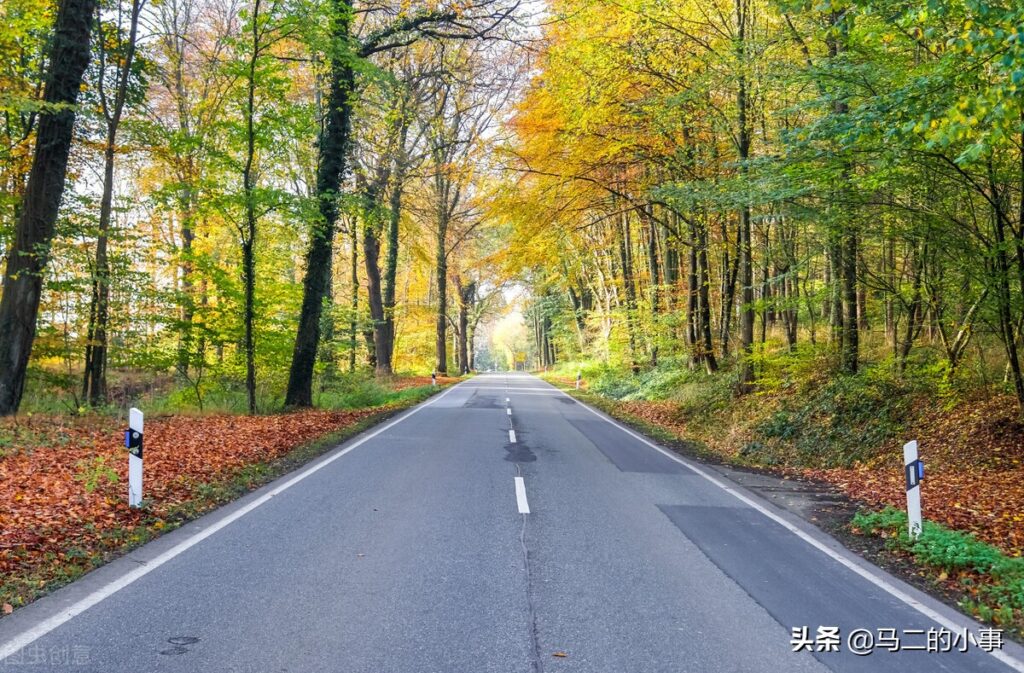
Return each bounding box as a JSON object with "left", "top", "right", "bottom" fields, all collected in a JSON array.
[{"left": 0, "top": 0, "right": 98, "bottom": 415}]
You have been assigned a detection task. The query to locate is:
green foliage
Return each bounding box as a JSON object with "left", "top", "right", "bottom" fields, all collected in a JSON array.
[
  {"left": 73, "top": 455, "right": 119, "bottom": 493},
  {"left": 562, "top": 351, "right": 943, "bottom": 469},
  {"left": 853, "top": 507, "right": 1024, "bottom": 616},
  {"left": 555, "top": 357, "right": 732, "bottom": 408},
  {"left": 755, "top": 364, "right": 922, "bottom": 466},
  {"left": 314, "top": 374, "right": 428, "bottom": 409}
]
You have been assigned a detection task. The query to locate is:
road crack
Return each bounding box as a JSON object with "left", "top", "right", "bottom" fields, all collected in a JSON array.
[{"left": 515, "top": 463, "right": 544, "bottom": 673}]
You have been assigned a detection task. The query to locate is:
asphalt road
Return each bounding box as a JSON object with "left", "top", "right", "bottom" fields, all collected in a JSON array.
[{"left": 2, "top": 373, "right": 1022, "bottom": 673}]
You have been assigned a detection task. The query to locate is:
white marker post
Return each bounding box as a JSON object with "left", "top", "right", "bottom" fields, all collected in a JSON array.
[
  {"left": 576, "top": 371, "right": 582, "bottom": 390},
  {"left": 126, "top": 408, "right": 144, "bottom": 508},
  {"left": 903, "top": 440, "right": 923, "bottom": 539},
  {"left": 431, "top": 371, "right": 437, "bottom": 387}
]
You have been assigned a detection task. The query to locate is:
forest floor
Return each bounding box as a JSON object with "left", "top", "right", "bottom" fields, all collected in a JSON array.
[
  {"left": 0, "top": 375, "right": 460, "bottom": 616},
  {"left": 543, "top": 368, "right": 1024, "bottom": 633}
]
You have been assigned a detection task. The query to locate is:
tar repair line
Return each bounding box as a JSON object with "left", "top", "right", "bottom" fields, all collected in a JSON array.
[
  {"left": 548, "top": 380, "right": 1024, "bottom": 673},
  {"left": 0, "top": 382, "right": 465, "bottom": 664},
  {"left": 513, "top": 461, "right": 543, "bottom": 673},
  {"left": 505, "top": 379, "right": 542, "bottom": 670}
]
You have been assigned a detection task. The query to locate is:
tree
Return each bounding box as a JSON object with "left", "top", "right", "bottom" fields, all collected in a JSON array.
[
  {"left": 81, "top": 0, "right": 147, "bottom": 407},
  {"left": 285, "top": 0, "right": 519, "bottom": 405},
  {"left": 354, "top": 58, "right": 424, "bottom": 377},
  {"left": 0, "top": 0, "right": 98, "bottom": 415},
  {"left": 284, "top": 0, "right": 353, "bottom": 406}
]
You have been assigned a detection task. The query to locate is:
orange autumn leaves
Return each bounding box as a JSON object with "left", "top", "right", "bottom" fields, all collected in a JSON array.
[
  {"left": 806, "top": 395, "right": 1024, "bottom": 556},
  {"left": 0, "top": 408, "right": 384, "bottom": 580}
]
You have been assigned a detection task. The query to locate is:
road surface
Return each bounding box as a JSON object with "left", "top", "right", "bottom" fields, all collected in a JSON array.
[{"left": 1, "top": 373, "right": 1022, "bottom": 672}]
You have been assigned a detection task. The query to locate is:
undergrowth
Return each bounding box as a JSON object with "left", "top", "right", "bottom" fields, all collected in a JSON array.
[
  {"left": 550, "top": 351, "right": 938, "bottom": 468},
  {"left": 852, "top": 507, "right": 1024, "bottom": 630}
]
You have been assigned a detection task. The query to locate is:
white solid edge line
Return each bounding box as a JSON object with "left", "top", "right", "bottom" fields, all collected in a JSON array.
[
  {"left": 515, "top": 476, "right": 531, "bottom": 514},
  {"left": 0, "top": 382, "right": 464, "bottom": 663},
  {"left": 550, "top": 379, "right": 1024, "bottom": 673},
  {"left": 509, "top": 429, "right": 517, "bottom": 443}
]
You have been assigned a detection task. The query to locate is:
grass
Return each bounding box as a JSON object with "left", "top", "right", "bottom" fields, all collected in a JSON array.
[
  {"left": 16, "top": 366, "right": 444, "bottom": 417},
  {"left": 852, "top": 507, "right": 1024, "bottom": 631},
  {"left": 547, "top": 351, "right": 934, "bottom": 469},
  {"left": 749, "top": 364, "right": 920, "bottom": 466}
]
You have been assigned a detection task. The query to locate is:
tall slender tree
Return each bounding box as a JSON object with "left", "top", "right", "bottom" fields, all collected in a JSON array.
[
  {"left": 82, "top": 0, "right": 146, "bottom": 407},
  {"left": 0, "top": 0, "right": 99, "bottom": 415}
]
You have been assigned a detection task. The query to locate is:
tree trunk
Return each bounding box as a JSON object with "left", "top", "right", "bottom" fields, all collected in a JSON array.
[
  {"left": 241, "top": 0, "right": 261, "bottom": 415},
  {"left": 738, "top": 205, "right": 755, "bottom": 387},
  {"left": 686, "top": 239, "right": 699, "bottom": 366},
  {"left": 991, "top": 181, "right": 1024, "bottom": 410},
  {"left": 178, "top": 193, "right": 196, "bottom": 374},
  {"left": 363, "top": 205, "right": 388, "bottom": 375},
  {"left": 841, "top": 229, "right": 859, "bottom": 373},
  {"left": 696, "top": 217, "right": 718, "bottom": 373},
  {"left": 857, "top": 249, "right": 869, "bottom": 331},
  {"left": 456, "top": 277, "right": 474, "bottom": 374},
  {"left": 897, "top": 242, "right": 923, "bottom": 372},
  {"left": 435, "top": 212, "right": 448, "bottom": 375},
  {"left": 467, "top": 316, "right": 478, "bottom": 371},
  {"left": 618, "top": 212, "right": 640, "bottom": 374},
  {"left": 82, "top": 139, "right": 114, "bottom": 406},
  {"left": 242, "top": 238, "right": 256, "bottom": 412},
  {"left": 348, "top": 223, "right": 358, "bottom": 373},
  {"left": 0, "top": 0, "right": 98, "bottom": 415},
  {"left": 719, "top": 218, "right": 738, "bottom": 358},
  {"left": 378, "top": 148, "right": 406, "bottom": 375},
  {"left": 285, "top": 0, "right": 354, "bottom": 407},
  {"left": 884, "top": 233, "right": 895, "bottom": 347},
  {"left": 643, "top": 206, "right": 660, "bottom": 366},
  {"left": 827, "top": 235, "right": 844, "bottom": 346},
  {"left": 736, "top": 0, "right": 755, "bottom": 390},
  {"left": 82, "top": 0, "right": 144, "bottom": 408}
]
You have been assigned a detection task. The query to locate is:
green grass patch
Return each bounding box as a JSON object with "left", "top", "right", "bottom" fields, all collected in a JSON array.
[{"left": 852, "top": 507, "right": 1024, "bottom": 630}]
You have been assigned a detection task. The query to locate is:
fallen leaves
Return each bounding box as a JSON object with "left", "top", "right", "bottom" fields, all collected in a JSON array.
[
  {"left": 805, "top": 394, "right": 1024, "bottom": 557},
  {"left": 0, "top": 407, "right": 390, "bottom": 605},
  {"left": 616, "top": 400, "right": 689, "bottom": 437},
  {"left": 388, "top": 375, "right": 461, "bottom": 390}
]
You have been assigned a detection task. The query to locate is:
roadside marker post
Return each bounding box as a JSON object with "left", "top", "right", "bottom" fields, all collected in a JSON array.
[
  {"left": 903, "top": 440, "right": 924, "bottom": 539},
  {"left": 125, "top": 408, "right": 144, "bottom": 508},
  {"left": 431, "top": 371, "right": 437, "bottom": 387},
  {"left": 576, "top": 371, "right": 582, "bottom": 390}
]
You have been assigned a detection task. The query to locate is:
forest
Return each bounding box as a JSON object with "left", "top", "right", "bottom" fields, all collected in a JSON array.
[
  {"left": 0, "top": 0, "right": 524, "bottom": 416},
  {"left": 2, "top": 0, "right": 1023, "bottom": 420},
  {"left": 505, "top": 0, "right": 1024, "bottom": 404}
]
